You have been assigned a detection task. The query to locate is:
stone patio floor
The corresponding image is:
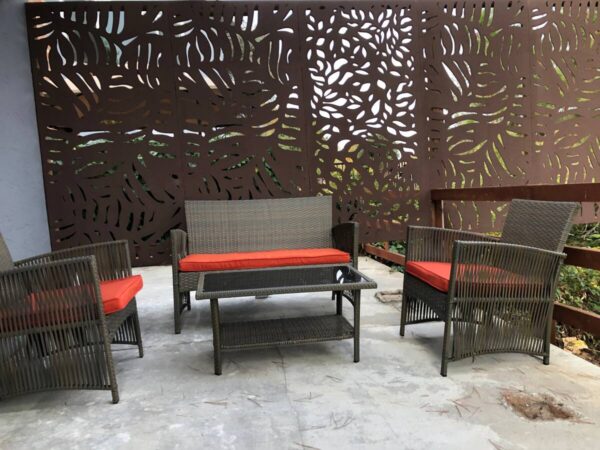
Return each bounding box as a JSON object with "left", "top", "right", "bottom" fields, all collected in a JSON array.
[{"left": 1, "top": 257, "right": 599, "bottom": 449}]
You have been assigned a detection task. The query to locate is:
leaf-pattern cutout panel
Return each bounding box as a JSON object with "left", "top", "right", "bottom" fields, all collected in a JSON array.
[
  {"left": 303, "top": 4, "right": 428, "bottom": 241},
  {"left": 28, "top": 3, "right": 183, "bottom": 265},
  {"left": 25, "top": 1, "right": 600, "bottom": 265},
  {"left": 530, "top": 0, "right": 600, "bottom": 223},
  {"left": 424, "top": 1, "right": 533, "bottom": 231},
  {"left": 172, "top": 2, "right": 310, "bottom": 200}
]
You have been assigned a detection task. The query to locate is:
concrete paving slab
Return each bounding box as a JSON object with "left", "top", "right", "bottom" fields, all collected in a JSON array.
[{"left": 1, "top": 257, "right": 599, "bottom": 450}]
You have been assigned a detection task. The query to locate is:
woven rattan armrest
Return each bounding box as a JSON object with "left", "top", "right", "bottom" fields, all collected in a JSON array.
[
  {"left": 170, "top": 229, "right": 187, "bottom": 266},
  {"left": 332, "top": 222, "right": 359, "bottom": 268},
  {"left": 1, "top": 256, "right": 105, "bottom": 322},
  {"left": 171, "top": 229, "right": 187, "bottom": 279},
  {"left": 406, "top": 226, "right": 497, "bottom": 263},
  {"left": 15, "top": 241, "right": 132, "bottom": 281},
  {"left": 448, "top": 240, "right": 566, "bottom": 298}
]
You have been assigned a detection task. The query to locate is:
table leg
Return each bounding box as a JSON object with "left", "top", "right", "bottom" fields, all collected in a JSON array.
[
  {"left": 210, "top": 298, "right": 222, "bottom": 375},
  {"left": 353, "top": 290, "right": 361, "bottom": 363},
  {"left": 336, "top": 291, "right": 343, "bottom": 315}
]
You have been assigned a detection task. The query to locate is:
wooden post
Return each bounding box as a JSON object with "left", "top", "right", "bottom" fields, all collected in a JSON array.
[
  {"left": 551, "top": 320, "right": 558, "bottom": 345},
  {"left": 432, "top": 199, "right": 443, "bottom": 228}
]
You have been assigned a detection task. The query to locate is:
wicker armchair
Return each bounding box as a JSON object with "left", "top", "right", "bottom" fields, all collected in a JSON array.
[
  {"left": 0, "top": 236, "right": 143, "bottom": 403},
  {"left": 399, "top": 199, "right": 578, "bottom": 376},
  {"left": 171, "top": 196, "right": 358, "bottom": 334}
]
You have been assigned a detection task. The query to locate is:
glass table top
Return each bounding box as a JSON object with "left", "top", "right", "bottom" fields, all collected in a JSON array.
[{"left": 196, "top": 265, "right": 377, "bottom": 299}]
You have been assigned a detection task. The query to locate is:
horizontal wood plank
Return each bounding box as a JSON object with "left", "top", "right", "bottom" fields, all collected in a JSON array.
[
  {"left": 565, "top": 245, "right": 600, "bottom": 270},
  {"left": 431, "top": 183, "right": 600, "bottom": 202},
  {"left": 553, "top": 303, "right": 600, "bottom": 336},
  {"left": 363, "top": 244, "right": 406, "bottom": 265}
]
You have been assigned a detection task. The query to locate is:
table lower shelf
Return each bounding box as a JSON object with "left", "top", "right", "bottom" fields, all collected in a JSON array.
[{"left": 219, "top": 314, "right": 354, "bottom": 350}]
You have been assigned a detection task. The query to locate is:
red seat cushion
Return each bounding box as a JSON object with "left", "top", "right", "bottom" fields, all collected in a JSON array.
[
  {"left": 99, "top": 275, "right": 143, "bottom": 314},
  {"left": 179, "top": 248, "right": 351, "bottom": 272},
  {"left": 406, "top": 261, "right": 527, "bottom": 293},
  {"left": 0, "top": 276, "right": 143, "bottom": 332},
  {"left": 406, "top": 261, "right": 453, "bottom": 292}
]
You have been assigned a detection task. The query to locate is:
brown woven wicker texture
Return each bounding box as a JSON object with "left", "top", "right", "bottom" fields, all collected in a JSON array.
[
  {"left": 0, "top": 235, "right": 143, "bottom": 403},
  {"left": 219, "top": 316, "right": 355, "bottom": 350},
  {"left": 185, "top": 197, "right": 333, "bottom": 254},
  {"left": 400, "top": 200, "right": 578, "bottom": 376},
  {"left": 25, "top": 1, "right": 600, "bottom": 265},
  {"left": 172, "top": 196, "right": 359, "bottom": 333}
]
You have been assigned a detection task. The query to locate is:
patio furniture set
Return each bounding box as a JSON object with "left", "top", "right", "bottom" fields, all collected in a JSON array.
[
  {"left": 172, "top": 196, "right": 374, "bottom": 375},
  {"left": 0, "top": 196, "right": 577, "bottom": 403}
]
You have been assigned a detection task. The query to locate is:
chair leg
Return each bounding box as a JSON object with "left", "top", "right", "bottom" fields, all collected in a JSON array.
[
  {"left": 132, "top": 308, "right": 144, "bottom": 358},
  {"left": 210, "top": 299, "right": 222, "bottom": 375},
  {"left": 543, "top": 337, "right": 551, "bottom": 364},
  {"left": 102, "top": 329, "right": 120, "bottom": 403},
  {"left": 399, "top": 292, "right": 408, "bottom": 337},
  {"left": 185, "top": 292, "right": 191, "bottom": 311},
  {"left": 440, "top": 311, "right": 452, "bottom": 377},
  {"left": 111, "top": 387, "right": 120, "bottom": 404},
  {"left": 543, "top": 307, "right": 553, "bottom": 365},
  {"left": 174, "top": 291, "right": 182, "bottom": 334}
]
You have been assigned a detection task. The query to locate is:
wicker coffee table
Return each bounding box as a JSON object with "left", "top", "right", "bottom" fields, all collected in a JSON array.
[{"left": 196, "top": 264, "right": 377, "bottom": 375}]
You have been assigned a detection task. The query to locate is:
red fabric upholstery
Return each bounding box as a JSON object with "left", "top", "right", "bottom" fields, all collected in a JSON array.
[
  {"left": 179, "top": 248, "right": 351, "bottom": 272},
  {"left": 406, "top": 261, "right": 453, "bottom": 292},
  {"left": 0, "top": 307, "right": 34, "bottom": 332},
  {"left": 406, "top": 261, "right": 526, "bottom": 293},
  {"left": 0, "top": 276, "right": 142, "bottom": 332},
  {"left": 100, "top": 275, "right": 143, "bottom": 314}
]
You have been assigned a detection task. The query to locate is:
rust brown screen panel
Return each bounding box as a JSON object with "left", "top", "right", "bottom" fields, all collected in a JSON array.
[
  {"left": 25, "top": 1, "right": 600, "bottom": 265},
  {"left": 27, "top": 2, "right": 184, "bottom": 265},
  {"left": 301, "top": 2, "right": 430, "bottom": 242},
  {"left": 530, "top": 0, "right": 600, "bottom": 185},
  {"left": 422, "top": 0, "right": 535, "bottom": 231},
  {"left": 171, "top": 2, "right": 312, "bottom": 201},
  {"left": 529, "top": 0, "right": 600, "bottom": 224}
]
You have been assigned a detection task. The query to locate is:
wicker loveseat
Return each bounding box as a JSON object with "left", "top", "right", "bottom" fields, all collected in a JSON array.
[{"left": 170, "top": 196, "right": 358, "bottom": 333}]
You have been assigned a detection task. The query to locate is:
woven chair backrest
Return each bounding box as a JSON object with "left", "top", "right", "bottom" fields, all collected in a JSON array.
[
  {"left": 500, "top": 199, "right": 578, "bottom": 252},
  {"left": 185, "top": 196, "right": 334, "bottom": 254}
]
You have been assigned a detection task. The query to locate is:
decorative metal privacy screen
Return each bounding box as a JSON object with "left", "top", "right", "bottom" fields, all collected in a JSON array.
[{"left": 26, "top": 1, "right": 600, "bottom": 265}]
